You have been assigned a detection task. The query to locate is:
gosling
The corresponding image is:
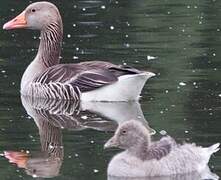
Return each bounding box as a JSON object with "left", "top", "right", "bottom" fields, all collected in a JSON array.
[{"left": 104, "top": 120, "right": 220, "bottom": 177}]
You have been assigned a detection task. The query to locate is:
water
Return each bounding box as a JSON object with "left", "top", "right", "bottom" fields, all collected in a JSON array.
[{"left": 0, "top": 0, "right": 220, "bottom": 179}]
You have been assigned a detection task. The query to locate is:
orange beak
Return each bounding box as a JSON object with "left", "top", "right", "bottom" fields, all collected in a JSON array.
[
  {"left": 3, "top": 11, "right": 27, "bottom": 30},
  {"left": 4, "top": 151, "right": 29, "bottom": 168}
]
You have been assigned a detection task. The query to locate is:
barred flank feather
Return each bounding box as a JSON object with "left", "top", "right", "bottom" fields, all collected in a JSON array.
[{"left": 31, "top": 82, "right": 81, "bottom": 100}]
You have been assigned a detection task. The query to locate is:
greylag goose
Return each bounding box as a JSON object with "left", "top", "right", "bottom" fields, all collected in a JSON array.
[
  {"left": 3, "top": 1, "right": 155, "bottom": 101},
  {"left": 104, "top": 120, "right": 220, "bottom": 177}
]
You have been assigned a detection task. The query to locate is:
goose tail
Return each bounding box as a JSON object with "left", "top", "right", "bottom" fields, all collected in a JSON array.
[
  {"left": 200, "top": 166, "right": 219, "bottom": 180},
  {"left": 208, "top": 143, "right": 220, "bottom": 154}
]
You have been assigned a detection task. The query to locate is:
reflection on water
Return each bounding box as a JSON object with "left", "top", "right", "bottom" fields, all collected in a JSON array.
[
  {"left": 3, "top": 96, "right": 153, "bottom": 178},
  {"left": 21, "top": 96, "right": 153, "bottom": 132}
]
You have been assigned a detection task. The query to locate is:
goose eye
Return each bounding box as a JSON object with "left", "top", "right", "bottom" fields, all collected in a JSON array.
[
  {"left": 121, "top": 130, "right": 127, "bottom": 135},
  {"left": 31, "top": 9, "right": 36, "bottom": 13}
]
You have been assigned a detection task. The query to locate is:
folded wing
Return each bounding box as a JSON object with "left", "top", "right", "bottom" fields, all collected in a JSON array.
[{"left": 147, "top": 136, "right": 177, "bottom": 160}]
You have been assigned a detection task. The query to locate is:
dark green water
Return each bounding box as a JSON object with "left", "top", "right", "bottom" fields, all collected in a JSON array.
[{"left": 0, "top": 0, "right": 220, "bottom": 179}]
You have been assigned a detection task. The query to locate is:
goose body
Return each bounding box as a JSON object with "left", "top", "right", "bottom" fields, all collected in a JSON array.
[
  {"left": 3, "top": 2, "right": 155, "bottom": 101},
  {"left": 104, "top": 121, "right": 220, "bottom": 177}
]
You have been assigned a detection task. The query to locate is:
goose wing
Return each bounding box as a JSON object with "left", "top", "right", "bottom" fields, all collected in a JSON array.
[
  {"left": 78, "top": 61, "right": 142, "bottom": 75},
  {"left": 67, "top": 69, "right": 118, "bottom": 92},
  {"left": 34, "top": 63, "right": 119, "bottom": 92}
]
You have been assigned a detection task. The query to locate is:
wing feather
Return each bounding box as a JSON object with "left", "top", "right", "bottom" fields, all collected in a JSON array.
[
  {"left": 34, "top": 63, "right": 119, "bottom": 92},
  {"left": 147, "top": 136, "right": 177, "bottom": 160},
  {"left": 69, "top": 70, "right": 118, "bottom": 92}
]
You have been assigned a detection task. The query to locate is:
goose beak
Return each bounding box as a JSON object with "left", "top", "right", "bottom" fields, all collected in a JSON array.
[
  {"left": 3, "top": 11, "right": 27, "bottom": 30},
  {"left": 104, "top": 136, "right": 119, "bottom": 149},
  {"left": 4, "top": 151, "right": 29, "bottom": 168}
]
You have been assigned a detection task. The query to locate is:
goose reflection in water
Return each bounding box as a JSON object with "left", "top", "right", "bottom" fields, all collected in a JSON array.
[
  {"left": 4, "top": 95, "right": 154, "bottom": 178},
  {"left": 5, "top": 122, "right": 63, "bottom": 178}
]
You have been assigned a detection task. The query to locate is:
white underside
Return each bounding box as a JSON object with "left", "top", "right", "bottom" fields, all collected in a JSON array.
[{"left": 81, "top": 72, "right": 155, "bottom": 102}]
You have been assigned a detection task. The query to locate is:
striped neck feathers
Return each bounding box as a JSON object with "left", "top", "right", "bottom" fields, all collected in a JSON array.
[{"left": 37, "top": 21, "right": 63, "bottom": 68}]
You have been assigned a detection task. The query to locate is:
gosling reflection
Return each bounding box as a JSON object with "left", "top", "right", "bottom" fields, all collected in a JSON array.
[{"left": 4, "top": 96, "right": 154, "bottom": 178}]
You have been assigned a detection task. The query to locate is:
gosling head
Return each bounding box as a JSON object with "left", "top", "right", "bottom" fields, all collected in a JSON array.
[
  {"left": 3, "top": 2, "right": 61, "bottom": 30},
  {"left": 104, "top": 120, "right": 151, "bottom": 150}
]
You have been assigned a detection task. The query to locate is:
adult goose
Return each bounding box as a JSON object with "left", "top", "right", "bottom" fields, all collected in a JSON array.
[
  {"left": 104, "top": 120, "right": 220, "bottom": 177},
  {"left": 3, "top": 2, "right": 155, "bottom": 101}
]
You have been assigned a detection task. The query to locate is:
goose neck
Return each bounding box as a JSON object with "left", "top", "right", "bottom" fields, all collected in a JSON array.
[
  {"left": 37, "top": 21, "right": 63, "bottom": 68},
  {"left": 128, "top": 136, "right": 151, "bottom": 161}
]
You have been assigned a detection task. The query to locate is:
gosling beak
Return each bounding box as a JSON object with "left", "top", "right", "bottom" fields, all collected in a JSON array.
[
  {"left": 3, "top": 11, "right": 27, "bottom": 30},
  {"left": 104, "top": 136, "right": 119, "bottom": 149}
]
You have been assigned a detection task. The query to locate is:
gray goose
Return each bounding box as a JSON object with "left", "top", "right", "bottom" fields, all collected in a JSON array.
[
  {"left": 3, "top": 1, "right": 155, "bottom": 101},
  {"left": 104, "top": 120, "right": 220, "bottom": 177}
]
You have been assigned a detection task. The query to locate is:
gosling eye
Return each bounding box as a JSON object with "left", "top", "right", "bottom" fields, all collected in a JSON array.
[
  {"left": 31, "top": 9, "right": 36, "bottom": 13},
  {"left": 121, "top": 130, "right": 127, "bottom": 135}
]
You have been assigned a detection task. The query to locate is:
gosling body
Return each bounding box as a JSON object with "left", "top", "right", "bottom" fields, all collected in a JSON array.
[{"left": 105, "top": 121, "right": 220, "bottom": 177}]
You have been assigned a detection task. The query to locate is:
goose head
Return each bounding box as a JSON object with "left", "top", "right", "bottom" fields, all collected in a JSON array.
[
  {"left": 3, "top": 2, "right": 61, "bottom": 30},
  {"left": 104, "top": 120, "right": 151, "bottom": 150}
]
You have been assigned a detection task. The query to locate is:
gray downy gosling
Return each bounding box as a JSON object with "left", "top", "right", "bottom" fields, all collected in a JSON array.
[{"left": 104, "top": 120, "right": 220, "bottom": 177}]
